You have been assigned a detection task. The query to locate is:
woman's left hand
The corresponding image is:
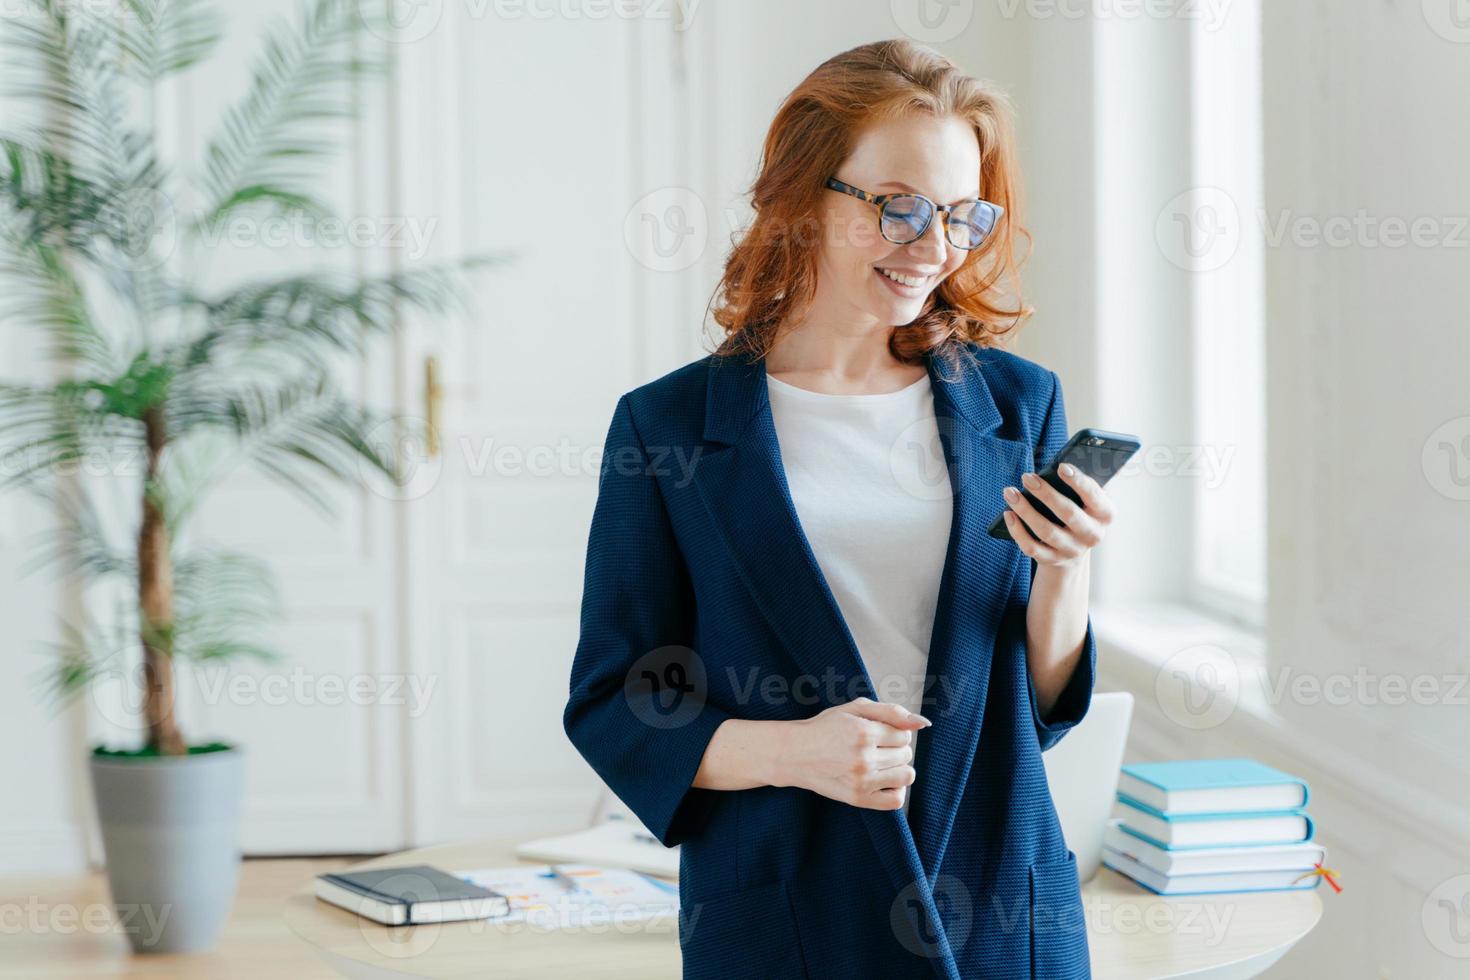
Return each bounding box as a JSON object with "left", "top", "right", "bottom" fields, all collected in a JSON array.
[{"left": 1001, "top": 464, "right": 1115, "bottom": 568}]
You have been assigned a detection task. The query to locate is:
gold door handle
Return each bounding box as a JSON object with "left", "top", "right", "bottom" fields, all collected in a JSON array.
[{"left": 425, "top": 356, "right": 444, "bottom": 457}]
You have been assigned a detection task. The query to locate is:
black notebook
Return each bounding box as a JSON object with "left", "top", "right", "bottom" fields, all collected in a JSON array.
[{"left": 315, "top": 864, "right": 510, "bottom": 926}]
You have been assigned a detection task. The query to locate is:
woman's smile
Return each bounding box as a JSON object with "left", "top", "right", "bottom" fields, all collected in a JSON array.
[{"left": 874, "top": 264, "right": 940, "bottom": 296}]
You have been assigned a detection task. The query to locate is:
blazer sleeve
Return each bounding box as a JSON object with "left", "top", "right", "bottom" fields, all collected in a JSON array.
[
  {"left": 563, "top": 394, "right": 732, "bottom": 847},
  {"left": 1025, "top": 370, "right": 1099, "bottom": 753}
]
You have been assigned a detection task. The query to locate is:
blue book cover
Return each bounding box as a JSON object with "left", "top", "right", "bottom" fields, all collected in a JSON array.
[
  {"left": 1115, "top": 795, "right": 1316, "bottom": 850},
  {"left": 1119, "top": 758, "right": 1309, "bottom": 806},
  {"left": 1102, "top": 849, "right": 1325, "bottom": 895}
]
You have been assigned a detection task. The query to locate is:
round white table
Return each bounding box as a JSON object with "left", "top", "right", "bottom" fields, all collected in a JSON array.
[{"left": 284, "top": 838, "right": 1322, "bottom": 979}]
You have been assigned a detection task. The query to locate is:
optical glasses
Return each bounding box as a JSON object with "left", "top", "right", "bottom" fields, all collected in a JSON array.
[{"left": 825, "top": 177, "right": 1003, "bottom": 250}]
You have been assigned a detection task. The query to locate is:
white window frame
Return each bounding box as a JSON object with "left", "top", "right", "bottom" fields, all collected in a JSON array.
[{"left": 1187, "top": 1, "right": 1267, "bottom": 631}]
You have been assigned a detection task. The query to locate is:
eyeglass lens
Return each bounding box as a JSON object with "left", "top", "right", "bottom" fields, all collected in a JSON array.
[{"left": 879, "top": 195, "right": 998, "bottom": 249}]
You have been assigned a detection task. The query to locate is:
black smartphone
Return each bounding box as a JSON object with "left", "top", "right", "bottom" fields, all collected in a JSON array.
[{"left": 987, "top": 428, "right": 1141, "bottom": 541}]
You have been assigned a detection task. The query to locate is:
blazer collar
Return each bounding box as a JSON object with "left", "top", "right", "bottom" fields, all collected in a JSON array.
[
  {"left": 701, "top": 345, "right": 1004, "bottom": 446},
  {"left": 692, "top": 344, "right": 1030, "bottom": 976}
]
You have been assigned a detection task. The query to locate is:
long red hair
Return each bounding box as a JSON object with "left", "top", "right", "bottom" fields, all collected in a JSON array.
[{"left": 710, "top": 39, "right": 1031, "bottom": 368}]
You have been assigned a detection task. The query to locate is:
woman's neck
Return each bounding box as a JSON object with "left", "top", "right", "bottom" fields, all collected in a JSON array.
[{"left": 764, "top": 317, "right": 925, "bottom": 396}]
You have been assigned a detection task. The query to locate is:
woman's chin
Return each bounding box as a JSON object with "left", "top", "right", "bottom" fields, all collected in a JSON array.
[{"left": 866, "top": 286, "right": 929, "bottom": 322}]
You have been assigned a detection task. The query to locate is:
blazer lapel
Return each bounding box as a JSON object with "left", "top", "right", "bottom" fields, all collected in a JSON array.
[
  {"left": 907, "top": 350, "right": 1031, "bottom": 882},
  {"left": 691, "top": 352, "right": 877, "bottom": 707},
  {"left": 691, "top": 348, "right": 1029, "bottom": 977},
  {"left": 695, "top": 353, "right": 962, "bottom": 978}
]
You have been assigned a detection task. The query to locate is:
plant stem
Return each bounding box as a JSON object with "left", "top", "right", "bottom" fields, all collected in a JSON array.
[{"left": 139, "top": 405, "right": 185, "bottom": 756}]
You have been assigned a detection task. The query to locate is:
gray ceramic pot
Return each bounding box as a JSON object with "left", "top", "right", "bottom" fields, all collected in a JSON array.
[{"left": 88, "top": 746, "right": 245, "bottom": 954}]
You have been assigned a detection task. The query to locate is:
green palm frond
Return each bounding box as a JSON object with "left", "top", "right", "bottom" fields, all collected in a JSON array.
[
  {"left": 0, "top": 139, "right": 112, "bottom": 252},
  {"left": 36, "top": 598, "right": 138, "bottom": 706},
  {"left": 184, "top": 262, "right": 473, "bottom": 368},
  {"left": 239, "top": 386, "right": 401, "bottom": 512},
  {"left": 2, "top": 3, "right": 153, "bottom": 197},
  {"left": 164, "top": 372, "right": 400, "bottom": 513},
  {"left": 0, "top": 138, "right": 180, "bottom": 364},
  {"left": 0, "top": 236, "right": 119, "bottom": 372},
  {"left": 111, "top": 0, "right": 224, "bottom": 81},
  {"left": 1, "top": 4, "right": 114, "bottom": 159},
  {"left": 197, "top": 0, "right": 380, "bottom": 230},
  {"left": 147, "top": 429, "right": 234, "bottom": 536},
  {"left": 3, "top": 6, "right": 185, "bottom": 344},
  {"left": 173, "top": 548, "right": 282, "bottom": 664},
  {"left": 23, "top": 483, "right": 136, "bottom": 582},
  {"left": 0, "top": 379, "right": 146, "bottom": 491}
]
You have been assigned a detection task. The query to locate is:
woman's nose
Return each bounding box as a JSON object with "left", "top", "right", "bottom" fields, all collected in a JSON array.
[{"left": 909, "top": 211, "right": 950, "bottom": 263}]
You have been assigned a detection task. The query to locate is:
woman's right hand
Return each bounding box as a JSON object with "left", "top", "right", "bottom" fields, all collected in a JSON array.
[{"left": 772, "top": 697, "right": 930, "bottom": 811}]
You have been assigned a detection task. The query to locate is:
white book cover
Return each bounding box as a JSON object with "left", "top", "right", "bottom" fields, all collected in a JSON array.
[
  {"left": 1103, "top": 819, "right": 1326, "bottom": 875},
  {"left": 1103, "top": 847, "right": 1323, "bottom": 895}
]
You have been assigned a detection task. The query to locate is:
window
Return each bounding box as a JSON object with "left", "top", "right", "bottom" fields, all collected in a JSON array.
[{"left": 1188, "top": 1, "right": 1266, "bottom": 626}]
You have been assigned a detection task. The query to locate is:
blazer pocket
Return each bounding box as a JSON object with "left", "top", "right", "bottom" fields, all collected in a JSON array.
[
  {"left": 1029, "top": 849, "right": 1091, "bottom": 980},
  {"left": 679, "top": 879, "right": 810, "bottom": 980}
]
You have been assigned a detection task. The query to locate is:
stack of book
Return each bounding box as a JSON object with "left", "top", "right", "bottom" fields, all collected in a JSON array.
[{"left": 1103, "top": 758, "right": 1326, "bottom": 895}]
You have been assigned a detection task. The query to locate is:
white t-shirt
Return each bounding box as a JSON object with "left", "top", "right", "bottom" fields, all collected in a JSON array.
[{"left": 765, "top": 371, "right": 953, "bottom": 752}]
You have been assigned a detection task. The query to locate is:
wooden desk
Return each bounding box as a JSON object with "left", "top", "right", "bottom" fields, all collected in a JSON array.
[
  {"left": 285, "top": 839, "right": 1322, "bottom": 979},
  {"left": 1082, "top": 863, "right": 1321, "bottom": 980},
  {"left": 284, "top": 839, "right": 679, "bottom": 979}
]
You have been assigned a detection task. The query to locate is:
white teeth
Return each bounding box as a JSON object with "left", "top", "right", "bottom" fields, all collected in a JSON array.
[{"left": 877, "top": 267, "right": 928, "bottom": 288}]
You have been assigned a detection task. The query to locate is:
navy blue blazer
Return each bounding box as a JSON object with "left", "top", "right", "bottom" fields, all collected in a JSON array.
[{"left": 564, "top": 342, "right": 1096, "bottom": 980}]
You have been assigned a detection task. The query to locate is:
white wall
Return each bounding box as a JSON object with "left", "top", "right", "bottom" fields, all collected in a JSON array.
[
  {"left": 0, "top": 453, "right": 91, "bottom": 876},
  {"left": 1263, "top": 0, "right": 1470, "bottom": 817},
  {"left": 1257, "top": 4, "right": 1470, "bottom": 975},
  {"left": 0, "top": 13, "right": 91, "bottom": 877}
]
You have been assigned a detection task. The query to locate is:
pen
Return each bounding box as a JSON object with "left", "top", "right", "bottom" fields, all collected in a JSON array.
[{"left": 547, "top": 865, "right": 582, "bottom": 893}]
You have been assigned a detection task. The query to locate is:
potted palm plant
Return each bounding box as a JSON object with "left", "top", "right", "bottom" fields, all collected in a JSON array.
[{"left": 0, "top": 0, "right": 484, "bottom": 953}]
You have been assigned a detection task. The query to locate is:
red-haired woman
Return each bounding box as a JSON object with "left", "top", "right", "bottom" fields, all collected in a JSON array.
[{"left": 566, "top": 38, "right": 1112, "bottom": 980}]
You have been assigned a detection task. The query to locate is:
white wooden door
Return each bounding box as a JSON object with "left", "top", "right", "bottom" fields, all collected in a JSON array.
[
  {"left": 391, "top": 5, "right": 679, "bottom": 846},
  {"left": 153, "top": 1, "right": 409, "bottom": 854}
]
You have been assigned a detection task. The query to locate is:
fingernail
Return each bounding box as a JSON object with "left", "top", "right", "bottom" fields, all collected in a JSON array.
[
  {"left": 1060, "top": 463, "right": 1075, "bottom": 477},
  {"left": 1003, "top": 486, "right": 1017, "bottom": 499},
  {"left": 915, "top": 714, "right": 933, "bottom": 727},
  {"left": 1022, "top": 472, "right": 1036, "bottom": 484}
]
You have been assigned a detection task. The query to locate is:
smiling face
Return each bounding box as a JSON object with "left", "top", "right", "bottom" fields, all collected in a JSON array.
[{"left": 813, "top": 112, "right": 982, "bottom": 333}]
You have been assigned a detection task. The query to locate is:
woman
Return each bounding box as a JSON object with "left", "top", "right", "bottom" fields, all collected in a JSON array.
[{"left": 564, "top": 39, "right": 1112, "bottom": 980}]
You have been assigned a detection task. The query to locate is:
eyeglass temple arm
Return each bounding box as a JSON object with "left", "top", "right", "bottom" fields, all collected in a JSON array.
[
  {"left": 826, "top": 177, "right": 1004, "bottom": 219},
  {"left": 824, "top": 177, "right": 881, "bottom": 204}
]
